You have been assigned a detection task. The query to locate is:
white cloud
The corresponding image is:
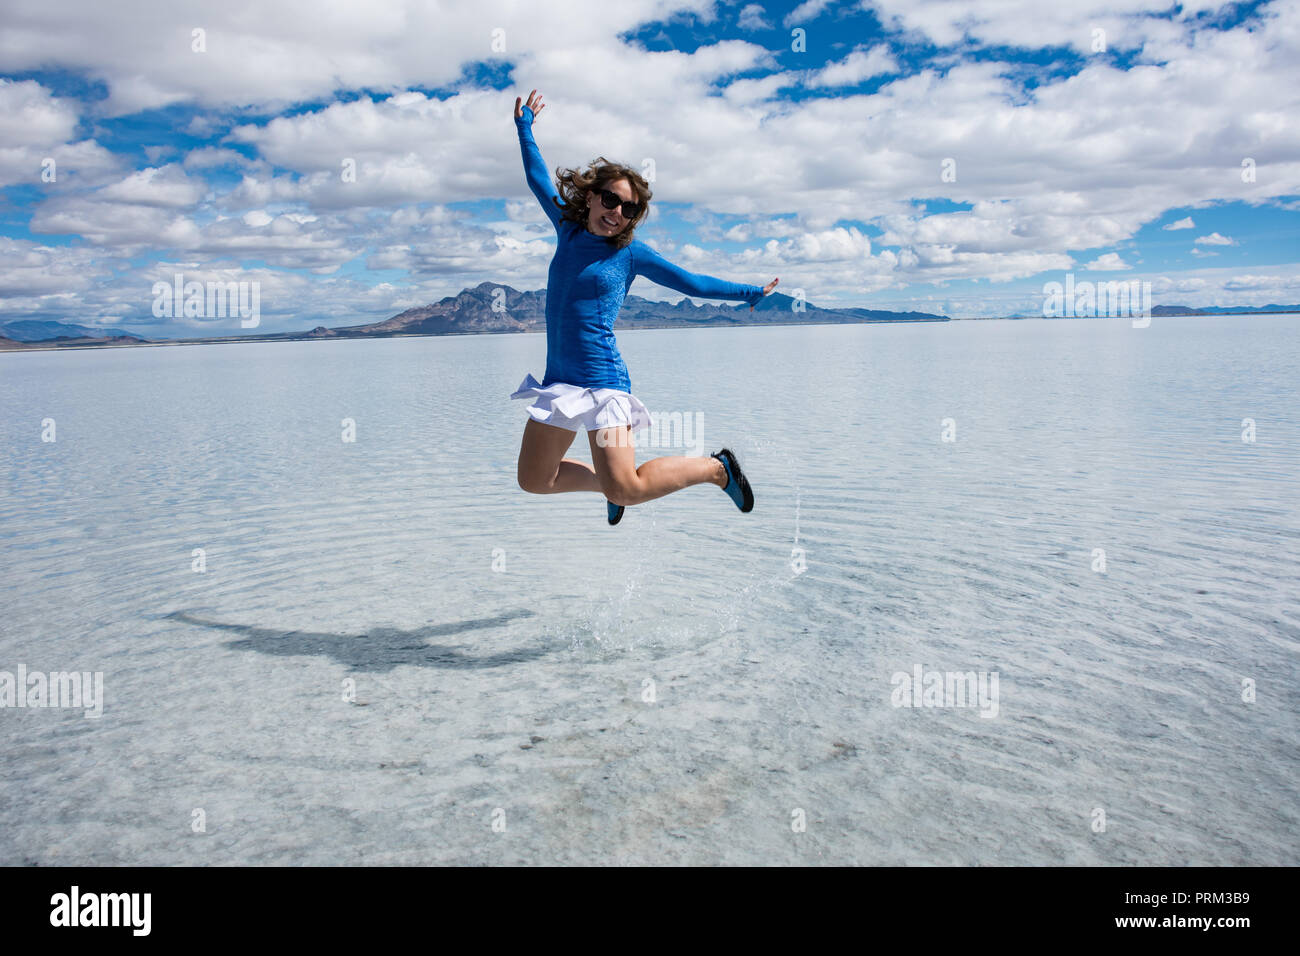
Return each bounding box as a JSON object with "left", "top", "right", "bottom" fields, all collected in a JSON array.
[
  {"left": 30, "top": 197, "right": 200, "bottom": 251},
  {"left": 0, "top": 238, "right": 100, "bottom": 299},
  {"left": 99, "top": 165, "right": 207, "bottom": 208},
  {"left": 737, "top": 4, "right": 773, "bottom": 31},
  {"left": 0, "top": 1, "right": 737, "bottom": 116},
  {"left": 785, "top": 0, "right": 838, "bottom": 27},
  {"left": 861, "top": 0, "right": 1229, "bottom": 53},
  {"left": 182, "top": 147, "right": 253, "bottom": 170},
  {"left": 0, "top": 79, "right": 121, "bottom": 188},
  {"left": 0, "top": 78, "right": 78, "bottom": 145},
  {"left": 1083, "top": 252, "right": 1129, "bottom": 270},
  {"left": 1162, "top": 216, "right": 1195, "bottom": 230},
  {"left": 879, "top": 262, "right": 1300, "bottom": 317},
  {"left": 806, "top": 44, "right": 898, "bottom": 87},
  {"left": 1194, "top": 232, "right": 1237, "bottom": 245}
]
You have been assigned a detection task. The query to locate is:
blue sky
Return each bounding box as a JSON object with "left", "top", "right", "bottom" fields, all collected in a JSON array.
[{"left": 1, "top": 0, "right": 1297, "bottom": 335}]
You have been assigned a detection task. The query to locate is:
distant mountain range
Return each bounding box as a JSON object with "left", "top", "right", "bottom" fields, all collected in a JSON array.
[
  {"left": 0, "top": 320, "right": 148, "bottom": 345},
  {"left": 1148, "top": 304, "right": 1300, "bottom": 316},
  {"left": 326, "top": 282, "right": 949, "bottom": 337},
  {"left": 2, "top": 287, "right": 1296, "bottom": 350}
]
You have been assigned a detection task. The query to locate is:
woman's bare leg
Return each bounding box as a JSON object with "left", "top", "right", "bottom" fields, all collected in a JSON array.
[
  {"left": 588, "top": 426, "right": 727, "bottom": 507},
  {"left": 517, "top": 418, "right": 604, "bottom": 494}
]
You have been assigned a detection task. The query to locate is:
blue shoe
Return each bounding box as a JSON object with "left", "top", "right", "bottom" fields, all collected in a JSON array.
[
  {"left": 607, "top": 500, "right": 625, "bottom": 525},
  {"left": 711, "top": 448, "right": 754, "bottom": 513}
]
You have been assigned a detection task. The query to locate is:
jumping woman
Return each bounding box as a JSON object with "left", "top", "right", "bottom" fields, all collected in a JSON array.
[{"left": 511, "top": 89, "right": 779, "bottom": 525}]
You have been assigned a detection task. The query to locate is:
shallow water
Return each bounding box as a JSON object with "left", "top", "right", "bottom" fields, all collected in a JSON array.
[{"left": 1, "top": 315, "right": 1297, "bottom": 864}]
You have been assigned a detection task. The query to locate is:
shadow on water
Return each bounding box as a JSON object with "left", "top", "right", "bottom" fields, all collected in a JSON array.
[{"left": 163, "top": 609, "right": 546, "bottom": 672}]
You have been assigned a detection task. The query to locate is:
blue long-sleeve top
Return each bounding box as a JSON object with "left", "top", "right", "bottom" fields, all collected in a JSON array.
[{"left": 515, "top": 104, "right": 764, "bottom": 392}]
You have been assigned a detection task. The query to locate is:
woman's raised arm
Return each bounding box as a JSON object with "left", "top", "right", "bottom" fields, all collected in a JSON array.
[
  {"left": 513, "top": 90, "right": 564, "bottom": 232},
  {"left": 631, "top": 241, "right": 778, "bottom": 310}
]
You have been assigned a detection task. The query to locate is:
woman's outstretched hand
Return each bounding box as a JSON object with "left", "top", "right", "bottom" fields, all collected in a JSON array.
[
  {"left": 751, "top": 277, "right": 779, "bottom": 310},
  {"left": 514, "top": 89, "right": 545, "bottom": 122}
]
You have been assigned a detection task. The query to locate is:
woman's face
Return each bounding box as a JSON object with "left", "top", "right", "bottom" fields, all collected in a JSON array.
[{"left": 586, "top": 179, "right": 638, "bottom": 238}]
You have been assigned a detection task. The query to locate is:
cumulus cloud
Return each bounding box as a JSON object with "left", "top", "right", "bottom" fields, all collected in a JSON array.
[
  {"left": 0, "top": 77, "right": 78, "bottom": 145},
  {"left": 885, "top": 263, "right": 1300, "bottom": 317},
  {"left": 0, "top": 0, "right": 742, "bottom": 116},
  {"left": 806, "top": 45, "right": 898, "bottom": 87},
  {"left": 1083, "top": 252, "right": 1129, "bottom": 270},
  {"left": 1162, "top": 216, "right": 1195, "bottom": 230},
  {"left": 737, "top": 4, "right": 773, "bottom": 31},
  {"left": 0, "top": 238, "right": 100, "bottom": 299},
  {"left": 30, "top": 197, "right": 201, "bottom": 251},
  {"left": 785, "top": 0, "right": 838, "bottom": 27},
  {"left": 1195, "top": 232, "right": 1237, "bottom": 245},
  {"left": 0, "top": 78, "right": 121, "bottom": 188},
  {"left": 862, "top": 0, "right": 1222, "bottom": 53},
  {"left": 99, "top": 165, "right": 207, "bottom": 208},
  {"left": 183, "top": 146, "right": 255, "bottom": 170}
]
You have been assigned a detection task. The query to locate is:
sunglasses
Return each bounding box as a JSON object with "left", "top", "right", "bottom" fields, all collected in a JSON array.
[{"left": 593, "top": 188, "right": 642, "bottom": 220}]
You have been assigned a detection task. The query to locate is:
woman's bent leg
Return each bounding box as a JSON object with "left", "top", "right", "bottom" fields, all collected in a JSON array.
[
  {"left": 517, "top": 418, "right": 603, "bottom": 494},
  {"left": 588, "top": 426, "right": 727, "bottom": 506}
]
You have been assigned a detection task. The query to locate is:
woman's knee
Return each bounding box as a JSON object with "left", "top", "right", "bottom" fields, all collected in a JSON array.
[
  {"left": 518, "top": 468, "right": 554, "bottom": 495},
  {"left": 600, "top": 475, "right": 641, "bottom": 506}
]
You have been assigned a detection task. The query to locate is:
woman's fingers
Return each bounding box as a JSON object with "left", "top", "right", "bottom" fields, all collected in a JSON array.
[
  {"left": 516, "top": 90, "right": 544, "bottom": 120},
  {"left": 751, "top": 278, "right": 779, "bottom": 309}
]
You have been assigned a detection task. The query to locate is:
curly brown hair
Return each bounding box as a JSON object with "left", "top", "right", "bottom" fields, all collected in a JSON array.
[{"left": 550, "top": 157, "right": 652, "bottom": 250}]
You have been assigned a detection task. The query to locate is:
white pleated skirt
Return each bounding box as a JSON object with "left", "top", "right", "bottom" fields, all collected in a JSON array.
[{"left": 510, "top": 373, "right": 652, "bottom": 434}]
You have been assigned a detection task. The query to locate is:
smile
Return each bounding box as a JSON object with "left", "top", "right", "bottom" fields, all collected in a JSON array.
[{"left": 601, "top": 216, "right": 618, "bottom": 228}]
